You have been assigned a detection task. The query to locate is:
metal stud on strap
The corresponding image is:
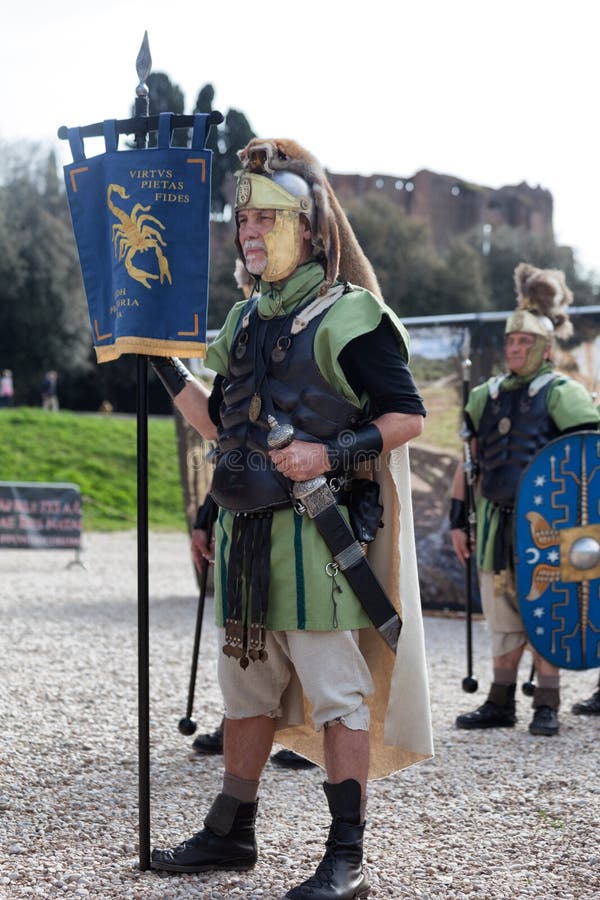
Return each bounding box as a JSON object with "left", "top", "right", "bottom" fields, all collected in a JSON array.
[{"left": 334, "top": 540, "right": 366, "bottom": 571}]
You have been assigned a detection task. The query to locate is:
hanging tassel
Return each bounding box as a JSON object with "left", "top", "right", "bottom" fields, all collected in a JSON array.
[{"left": 224, "top": 511, "right": 273, "bottom": 667}]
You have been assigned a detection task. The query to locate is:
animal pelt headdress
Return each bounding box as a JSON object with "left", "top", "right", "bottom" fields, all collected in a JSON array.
[
  {"left": 233, "top": 258, "right": 254, "bottom": 299},
  {"left": 509, "top": 262, "right": 574, "bottom": 340},
  {"left": 237, "top": 138, "right": 382, "bottom": 298}
]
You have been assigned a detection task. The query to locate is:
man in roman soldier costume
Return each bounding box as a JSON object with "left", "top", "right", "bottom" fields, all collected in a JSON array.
[
  {"left": 150, "top": 137, "right": 433, "bottom": 899},
  {"left": 450, "top": 263, "right": 600, "bottom": 737}
]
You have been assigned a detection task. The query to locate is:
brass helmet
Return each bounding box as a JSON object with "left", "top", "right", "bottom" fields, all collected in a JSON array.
[
  {"left": 234, "top": 168, "right": 315, "bottom": 282},
  {"left": 234, "top": 138, "right": 381, "bottom": 294},
  {"left": 505, "top": 262, "right": 574, "bottom": 375}
]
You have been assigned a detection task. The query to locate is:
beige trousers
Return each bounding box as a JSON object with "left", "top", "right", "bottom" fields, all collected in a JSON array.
[
  {"left": 479, "top": 570, "right": 528, "bottom": 656},
  {"left": 217, "top": 627, "right": 374, "bottom": 732}
]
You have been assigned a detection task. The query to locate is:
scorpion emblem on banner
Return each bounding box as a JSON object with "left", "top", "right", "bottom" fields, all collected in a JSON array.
[{"left": 107, "top": 184, "right": 173, "bottom": 289}]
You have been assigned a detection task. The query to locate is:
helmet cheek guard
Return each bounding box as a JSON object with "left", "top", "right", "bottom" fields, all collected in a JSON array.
[
  {"left": 261, "top": 211, "right": 302, "bottom": 282},
  {"left": 234, "top": 172, "right": 313, "bottom": 284}
]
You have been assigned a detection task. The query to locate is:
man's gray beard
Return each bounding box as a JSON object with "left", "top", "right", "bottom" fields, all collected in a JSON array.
[{"left": 244, "top": 246, "right": 267, "bottom": 276}]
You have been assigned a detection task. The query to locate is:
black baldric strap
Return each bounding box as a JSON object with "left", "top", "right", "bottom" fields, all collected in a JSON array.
[{"left": 293, "top": 478, "right": 401, "bottom": 653}]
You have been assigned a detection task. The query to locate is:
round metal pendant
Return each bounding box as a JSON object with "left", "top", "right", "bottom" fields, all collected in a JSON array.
[
  {"left": 271, "top": 335, "right": 291, "bottom": 363},
  {"left": 248, "top": 393, "right": 262, "bottom": 422},
  {"left": 498, "top": 416, "right": 512, "bottom": 435}
]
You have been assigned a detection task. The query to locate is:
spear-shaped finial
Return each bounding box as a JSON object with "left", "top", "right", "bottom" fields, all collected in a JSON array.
[
  {"left": 135, "top": 31, "right": 152, "bottom": 98},
  {"left": 134, "top": 32, "right": 152, "bottom": 149}
]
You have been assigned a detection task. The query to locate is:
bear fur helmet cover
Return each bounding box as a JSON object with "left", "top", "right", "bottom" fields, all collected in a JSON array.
[{"left": 237, "top": 137, "right": 382, "bottom": 298}]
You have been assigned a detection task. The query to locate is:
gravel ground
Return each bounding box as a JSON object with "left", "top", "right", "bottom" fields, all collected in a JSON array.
[{"left": 1, "top": 531, "right": 599, "bottom": 899}]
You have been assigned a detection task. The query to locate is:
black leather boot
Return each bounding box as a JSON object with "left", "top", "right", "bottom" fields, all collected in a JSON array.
[
  {"left": 191, "top": 718, "right": 224, "bottom": 755},
  {"left": 285, "top": 779, "right": 370, "bottom": 900},
  {"left": 151, "top": 793, "right": 258, "bottom": 873},
  {"left": 455, "top": 682, "right": 517, "bottom": 729},
  {"left": 271, "top": 749, "right": 316, "bottom": 769},
  {"left": 572, "top": 688, "right": 600, "bottom": 715},
  {"left": 529, "top": 687, "right": 560, "bottom": 736}
]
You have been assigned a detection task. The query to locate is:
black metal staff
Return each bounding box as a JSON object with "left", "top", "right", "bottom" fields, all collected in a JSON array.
[
  {"left": 461, "top": 334, "right": 478, "bottom": 693},
  {"left": 134, "top": 31, "right": 152, "bottom": 872},
  {"left": 522, "top": 662, "right": 536, "bottom": 696},
  {"left": 178, "top": 515, "right": 214, "bottom": 736}
]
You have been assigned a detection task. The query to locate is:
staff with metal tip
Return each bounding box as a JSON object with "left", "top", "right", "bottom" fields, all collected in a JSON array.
[
  {"left": 522, "top": 662, "right": 536, "bottom": 697},
  {"left": 178, "top": 505, "right": 216, "bottom": 736},
  {"left": 451, "top": 337, "right": 479, "bottom": 693}
]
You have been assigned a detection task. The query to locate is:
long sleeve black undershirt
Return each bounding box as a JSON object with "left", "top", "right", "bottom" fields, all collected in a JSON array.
[{"left": 208, "top": 316, "right": 425, "bottom": 425}]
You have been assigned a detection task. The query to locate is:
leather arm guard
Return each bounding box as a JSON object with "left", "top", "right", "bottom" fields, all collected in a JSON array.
[
  {"left": 449, "top": 498, "right": 467, "bottom": 530},
  {"left": 193, "top": 494, "right": 219, "bottom": 531},
  {"left": 325, "top": 424, "right": 383, "bottom": 472},
  {"left": 149, "top": 357, "right": 194, "bottom": 399}
]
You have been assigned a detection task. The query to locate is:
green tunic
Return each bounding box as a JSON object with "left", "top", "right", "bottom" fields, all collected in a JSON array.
[
  {"left": 466, "top": 363, "right": 600, "bottom": 573},
  {"left": 205, "top": 261, "right": 410, "bottom": 631}
]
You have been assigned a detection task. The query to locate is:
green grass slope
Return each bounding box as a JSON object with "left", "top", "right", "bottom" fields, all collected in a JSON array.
[{"left": 0, "top": 408, "right": 185, "bottom": 531}]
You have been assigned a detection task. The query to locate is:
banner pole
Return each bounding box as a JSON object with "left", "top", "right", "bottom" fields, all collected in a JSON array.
[{"left": 134, "top": 31, "right": 152, "bottom": 872}]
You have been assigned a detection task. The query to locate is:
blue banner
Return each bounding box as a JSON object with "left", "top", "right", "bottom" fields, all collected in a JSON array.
[{"left": 64, "top": 113, "right": 211, "bottom": 362}]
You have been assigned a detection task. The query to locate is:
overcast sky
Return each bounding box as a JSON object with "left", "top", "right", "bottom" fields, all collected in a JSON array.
[{"left": 3, "top": 0, "right": 599, "bottom": 279}]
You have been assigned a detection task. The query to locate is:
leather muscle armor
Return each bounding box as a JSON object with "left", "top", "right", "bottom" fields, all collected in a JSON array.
[
  {"left": 478, "top": 378, "right": 560, "bottom": 506},
  {"left": 212, "top": 297, "right": 364, "bottom": 512}
]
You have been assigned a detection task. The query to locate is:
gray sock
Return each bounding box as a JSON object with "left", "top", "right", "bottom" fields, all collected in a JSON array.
[
  {"left": 493, "top": 667, "right": 517, "bottom": 686},
  {"left": 222, "top": 772, "right": 260, "bottom": 803},
  {"left": 537, "top": 674, "right": 560, "bottom": 690}
]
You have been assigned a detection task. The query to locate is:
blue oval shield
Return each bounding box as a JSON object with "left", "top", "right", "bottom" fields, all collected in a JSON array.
[{"left": 514, "top": 431, "right": 600, "bottom": 670}]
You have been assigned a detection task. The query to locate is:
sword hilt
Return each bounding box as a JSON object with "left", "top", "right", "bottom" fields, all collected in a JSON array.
[
  {"left": 267, "top": 415, "right": 328, "bottom": 501},
  {"left": 266, "top": 414, "right": 295, "bottom": 450}
]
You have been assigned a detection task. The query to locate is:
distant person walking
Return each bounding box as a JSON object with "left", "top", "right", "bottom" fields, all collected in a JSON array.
[
  {"left": 40, "top": 371, "right": 59, "bottom": 411},
  {"left": 0, "top": 369, "right": 14, "bottom": 407}
]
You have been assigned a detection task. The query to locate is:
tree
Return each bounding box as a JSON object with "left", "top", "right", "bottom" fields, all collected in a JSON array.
[
  {"left": 207, "top": 222, "right": 240, "bottom": 328},
  {"left": 345, "top": 193, "right": 443, "bottom": 317},
  {"left": 466, "top": 225, "right": 576, "bottom": 311},
  {"left": 435, "top": 238, "right": 490, "bottom": 314},
  {"left": 193, "top": 84, "right": 255, "bottom": 214},
  {"left": 134, "top": 72, "right": 188, "bottom": 147},
  {"left": 0, "top": 152, "right": 92, "bottom": 404}
]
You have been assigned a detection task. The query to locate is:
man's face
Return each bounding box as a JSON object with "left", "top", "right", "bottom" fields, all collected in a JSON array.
[
  {"left": 505, "top": 332, "right": 547, "bottom": 375},
  {"left": 237, "top": 208, "right": 276, "bottom": 275}
]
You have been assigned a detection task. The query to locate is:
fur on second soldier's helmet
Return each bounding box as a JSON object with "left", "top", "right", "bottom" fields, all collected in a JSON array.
[
  {"left": 236, "top": 137, "right": 381, "bottom": 297},
  {"left": 508, "top": 262, "right": 574, "bottom": 341}
]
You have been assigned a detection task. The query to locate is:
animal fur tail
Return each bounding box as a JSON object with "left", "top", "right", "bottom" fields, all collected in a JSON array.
[{"left": 514, "top": 262, "right": 574, "bottom": 339}]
